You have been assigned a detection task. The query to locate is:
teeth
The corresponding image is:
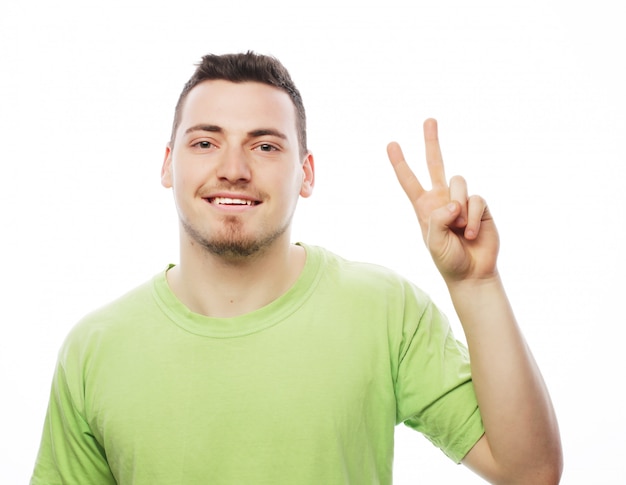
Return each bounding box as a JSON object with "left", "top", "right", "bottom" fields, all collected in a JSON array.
[{"left": 213, "top": 197, "right": 254, "bottom": 206}]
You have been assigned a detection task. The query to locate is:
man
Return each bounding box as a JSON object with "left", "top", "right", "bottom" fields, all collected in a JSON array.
[{"left": 31, "top": 52, "right": 562, "bottom": 484}]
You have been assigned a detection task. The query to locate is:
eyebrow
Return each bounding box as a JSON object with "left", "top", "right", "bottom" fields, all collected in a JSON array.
[
  {"left": 184, "top": 124, "right": 287, "bottom": 140},
  {"left": 184, "top": 124, "right": 222, "bottom": 135},
  {"left": 247, "top": 129, "right": 287, "bottom": 140}
]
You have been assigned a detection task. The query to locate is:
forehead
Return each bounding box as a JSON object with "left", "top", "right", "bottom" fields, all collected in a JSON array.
[{"left": 178, "top": 80, "right": 298, "bottom": 136}]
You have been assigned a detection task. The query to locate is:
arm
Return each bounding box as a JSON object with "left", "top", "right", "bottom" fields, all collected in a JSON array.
[
  {"left": 387, "top": 119, "right": 563, "bottom": 484},
  {"left": 31, "top": 359, "right": 116, "bottom": 485}
]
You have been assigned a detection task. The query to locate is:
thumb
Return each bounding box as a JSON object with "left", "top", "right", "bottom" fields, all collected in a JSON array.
[{"left": 427, "top": 201, "right": 462, "bottom": 250}]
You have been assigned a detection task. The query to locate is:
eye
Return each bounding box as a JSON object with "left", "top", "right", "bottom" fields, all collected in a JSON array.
[
  {"left": 256, "top": 143, "right": 278, "bottom": 152},
  {"left": 193, "top": 141, "right": 214, "bottom": 149}
]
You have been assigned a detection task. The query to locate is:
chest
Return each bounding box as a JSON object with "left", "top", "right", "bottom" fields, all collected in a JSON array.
[{"left": 83, "top": 317, "right": 397, "bottom": 482}]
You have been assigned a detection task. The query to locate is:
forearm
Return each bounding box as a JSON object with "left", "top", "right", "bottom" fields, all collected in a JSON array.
[
  {"left": 386, "top": 118, "right": 562, "bottom": 481},
  {"left": 447, "top": 275, "right": 562, "bottom": 483}
]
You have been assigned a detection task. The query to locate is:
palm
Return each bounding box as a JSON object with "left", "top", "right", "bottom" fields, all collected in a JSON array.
[{"left": 387, "top": 119, "right": 499, "bottom": 282}]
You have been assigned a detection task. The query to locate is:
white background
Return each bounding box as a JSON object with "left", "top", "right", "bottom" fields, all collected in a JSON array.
[{"left": 1, "top": 0, "right": 624, "bottom": 483}]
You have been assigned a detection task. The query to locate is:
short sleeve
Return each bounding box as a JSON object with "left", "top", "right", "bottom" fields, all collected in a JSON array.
[
  {"left": 30, "top": 357, "right": 116, "bottom": 484},
  {"left": 394, "top": 288, "right": 484, "bottom": 463}
]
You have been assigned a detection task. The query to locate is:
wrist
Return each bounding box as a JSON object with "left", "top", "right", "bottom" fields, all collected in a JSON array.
[
  {"left": 444, "top": 270, "right": 502, "bottom": 293},
  {"left": 444, "top": 272, "right": 510, "bottom": 319}
]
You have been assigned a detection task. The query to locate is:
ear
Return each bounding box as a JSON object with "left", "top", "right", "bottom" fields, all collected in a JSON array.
[
  {"left": 161, "top": 144, "right": 173, "bottom": 188},
  {"left": 299, "top": 152, "right": 315, "bottom": 198}
]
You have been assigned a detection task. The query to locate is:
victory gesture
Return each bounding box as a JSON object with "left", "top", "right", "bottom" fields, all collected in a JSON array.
[{"left": 387, "top": 119, "right": 499, "bottom": 283}]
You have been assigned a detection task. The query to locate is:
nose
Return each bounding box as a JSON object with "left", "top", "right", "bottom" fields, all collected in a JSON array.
[{"left": 216, "top": 145, "right": 252, "bottom": 183}]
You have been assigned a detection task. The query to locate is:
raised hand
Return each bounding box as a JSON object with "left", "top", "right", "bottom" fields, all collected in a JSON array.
[{"left": 386, "top": 119, "right": 500, "bottom": 283}]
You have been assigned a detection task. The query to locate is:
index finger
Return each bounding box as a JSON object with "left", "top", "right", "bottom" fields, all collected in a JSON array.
[
  {"left": 423, "top": 118, "right": 447, "bottom": 188},
  {"left": 387, "top": 141, "right": 425, "bottom": 203}
]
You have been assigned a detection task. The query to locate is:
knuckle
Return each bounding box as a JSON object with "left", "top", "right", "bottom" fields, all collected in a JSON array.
[{"left": 450, "top": 174, "right": 466, "bottom": 185}]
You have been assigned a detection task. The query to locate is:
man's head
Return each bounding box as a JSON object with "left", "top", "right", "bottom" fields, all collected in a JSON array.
[
  {"left": 170, "top": 52, "right": 307, "bottom": 158},
  {"left": 161, "top": 54, "right": 315, "bottom": 263}
]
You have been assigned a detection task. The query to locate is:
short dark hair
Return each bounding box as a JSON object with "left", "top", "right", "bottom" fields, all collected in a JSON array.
[{"left": 170, "top": 51, "right": 307, "bottom": 156}]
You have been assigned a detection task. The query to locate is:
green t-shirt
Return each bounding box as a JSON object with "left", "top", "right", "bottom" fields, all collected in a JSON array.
[{"left": 31, "top": 244, "right": 483, "bottom": 484}]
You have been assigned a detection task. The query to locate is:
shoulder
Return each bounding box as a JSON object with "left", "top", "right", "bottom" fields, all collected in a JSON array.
[
  {"left": 303, "top": 243, "right": 433, "bottom": 308},
  {"left": 58, "top": 272, "right": 163, "bottom": 362}
]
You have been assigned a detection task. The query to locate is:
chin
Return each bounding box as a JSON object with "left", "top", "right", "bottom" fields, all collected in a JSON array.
[{"left": 182, "top": 219, "right": 289, "bottom": 261}]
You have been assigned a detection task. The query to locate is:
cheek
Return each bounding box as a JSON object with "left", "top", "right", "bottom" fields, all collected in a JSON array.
[
  {"left": 173, "top": 164, "right": 203, "bottom": 191},
  {"left": 284, "top": 177, "right": 305, "bottom": 207}
]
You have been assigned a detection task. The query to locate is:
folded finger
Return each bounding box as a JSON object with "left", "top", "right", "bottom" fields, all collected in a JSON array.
[
  {"left": 465, "top": 195, "right": 487, "bottom": 240},
  {"left": 449, "top": 175, "right": 468, "bottom": 228}
]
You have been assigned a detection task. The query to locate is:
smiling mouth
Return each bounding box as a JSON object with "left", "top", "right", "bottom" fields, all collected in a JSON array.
[{"left": 208, "top": 197, "right": 260, "bottom": 206}]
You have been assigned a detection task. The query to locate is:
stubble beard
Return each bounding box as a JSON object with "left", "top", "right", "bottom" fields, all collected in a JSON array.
[{"left": 181, "top": 215, "right": 291, "bottom": 263}]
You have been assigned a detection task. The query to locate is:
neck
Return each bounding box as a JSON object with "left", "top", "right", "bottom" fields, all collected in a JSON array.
[{"left": 167, "top": 235, "right": 306, "bottom": 318}]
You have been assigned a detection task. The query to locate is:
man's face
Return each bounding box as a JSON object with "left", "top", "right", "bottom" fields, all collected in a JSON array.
[{"left": 161, "top": 80, "right": 314, "bottom": 260}]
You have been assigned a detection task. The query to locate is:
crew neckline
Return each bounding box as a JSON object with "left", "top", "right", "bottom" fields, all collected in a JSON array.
[{"left": 151, "top": 243, "right": 323, "bottom": 338}]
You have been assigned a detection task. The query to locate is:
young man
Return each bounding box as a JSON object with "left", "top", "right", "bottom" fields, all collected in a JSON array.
[{"left": 31, "top": 52, "right": 562, "bottom": 484}]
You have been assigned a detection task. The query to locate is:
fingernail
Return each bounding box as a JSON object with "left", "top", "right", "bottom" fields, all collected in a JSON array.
[{"left": 447, "top": 203, "right": 456, "bottom": 212}]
